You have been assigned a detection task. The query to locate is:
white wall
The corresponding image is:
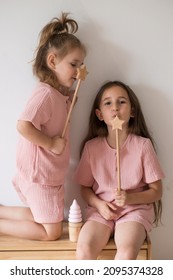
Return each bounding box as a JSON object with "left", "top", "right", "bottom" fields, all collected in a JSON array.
[{"left": 0, "top": 0, "right": 172, "bottom": 259}]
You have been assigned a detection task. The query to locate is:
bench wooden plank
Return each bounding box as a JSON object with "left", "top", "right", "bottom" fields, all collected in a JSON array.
[{"left": 0, "top": 222, "right": 151, "bottom": 260}]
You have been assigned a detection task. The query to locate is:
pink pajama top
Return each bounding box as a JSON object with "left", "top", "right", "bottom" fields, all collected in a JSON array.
[
  {"left": 16, "top": 82, "right": 70, "bottom": 185},
  {"left": 75, "top": 134, "right": 165, "bottom": 218}
]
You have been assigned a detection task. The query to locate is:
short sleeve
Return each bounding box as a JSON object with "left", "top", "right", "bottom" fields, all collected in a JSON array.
[
  {"left": 74, "top": 143, "right": 95, "bottom": 187},
  {"left": 142, "top": 139, "right": 165, "bottom": 183},
  {"left": 19, "top": 89, "right": 52, "bottom": 130}
]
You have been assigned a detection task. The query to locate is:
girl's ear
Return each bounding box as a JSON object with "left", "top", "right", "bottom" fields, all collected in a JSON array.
[
  {"left": 47, "top": 52, "right": 56, "bottom": 70},
  {"left": 95, "top": 109, "right": 103, "bottom": 121}
]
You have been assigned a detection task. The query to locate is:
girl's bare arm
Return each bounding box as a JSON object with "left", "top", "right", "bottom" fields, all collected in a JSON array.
[
  {"left": 115, "top": 180, "right": 163, "bottom": 207},
  {"left": 127, "top": 180, "right": 163, "bottom": 204},
  {"left": 17, "top": 120, "right": 66, "bottom": 155}
]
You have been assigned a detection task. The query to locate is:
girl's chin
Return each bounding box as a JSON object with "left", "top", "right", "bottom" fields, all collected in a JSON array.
[{"left": 66, "top": 81, "right": 75, "bottom": 88}]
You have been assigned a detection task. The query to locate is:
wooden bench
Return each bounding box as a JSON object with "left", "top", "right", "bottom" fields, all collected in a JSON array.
[{"left": 0, "top": 222, "right": 151, "bottom": 260}]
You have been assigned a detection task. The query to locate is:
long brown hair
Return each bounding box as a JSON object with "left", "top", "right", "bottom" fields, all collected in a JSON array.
[
  {"left": 33, "top": 12, "right": 86, "bottom": 89},
  {"left": 81, "top": 80, "right": 162, "bottom": 226}
]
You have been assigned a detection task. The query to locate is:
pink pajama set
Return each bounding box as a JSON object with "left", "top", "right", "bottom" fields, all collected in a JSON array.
[
  {"left": 13, "top": 82, "right": 70, "bottom": 223},
  {"left": 75, "top": 135, "right": 165, "bottom": 232}
]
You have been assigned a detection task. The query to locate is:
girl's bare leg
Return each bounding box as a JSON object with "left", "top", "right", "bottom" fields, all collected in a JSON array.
[
  {"left": 114, "top": 221, "right": 146, "bottom": 260},
  {"left": 0, "top": 205, "right": 62, "bottom": 240},
  {"left": 0, "top": 205, "right": 34, "bottom": 221},
  {"left": 76, "top": 220, "right": 112, "bottom": 260}
]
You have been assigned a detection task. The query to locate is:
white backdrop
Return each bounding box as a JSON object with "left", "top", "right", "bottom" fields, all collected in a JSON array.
[{"left": 0, "top": 0, "right": 173, "bottom": 259}]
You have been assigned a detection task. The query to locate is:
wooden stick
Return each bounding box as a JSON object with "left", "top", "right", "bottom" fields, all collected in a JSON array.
[
  {"left": 110, "top": 116, "right": 124, "bottom": 193},
  {"left": 61, "top": 65, "right": 88, "bottom": 138},
  {"left": 116, "top": 128, "right": 121, "bottom": 192},
  {"left": 62, "top": 79, "right": 81, "bottom": 138}
]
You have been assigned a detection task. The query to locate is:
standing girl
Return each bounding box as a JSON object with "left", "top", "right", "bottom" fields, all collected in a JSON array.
[
  {"left": 0, "top": 13, "right": 86, "bottom": 240},
  {"left": 75, "top": 81, "right": 164, "bottom": 259}
]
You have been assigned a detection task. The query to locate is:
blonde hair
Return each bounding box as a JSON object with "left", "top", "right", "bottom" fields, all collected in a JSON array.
[{"left": 33, "top": 12, "right": 86, "bottom": 88}]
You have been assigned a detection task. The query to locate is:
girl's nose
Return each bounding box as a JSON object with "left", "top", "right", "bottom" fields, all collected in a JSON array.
[{"left": 112, "top": 105, "right": 119, "bottom": 111}]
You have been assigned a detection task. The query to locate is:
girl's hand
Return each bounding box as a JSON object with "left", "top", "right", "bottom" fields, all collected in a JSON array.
[
  {"left": 96, "top": 200, "right": 117, "bottom": 220},
  {"left": 50, "top": 136, "right": 66, "bottom": 155},
  {"left": 114, "top": 190, "right": 128, "bottom": 207}
]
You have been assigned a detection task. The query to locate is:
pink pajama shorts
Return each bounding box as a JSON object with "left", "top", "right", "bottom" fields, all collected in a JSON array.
[
  {"left": 12, "top": 174, "right": 64, "bottom": 224},
  {"left": 85, "top": 203, "right": 154, "bottom": 233}
]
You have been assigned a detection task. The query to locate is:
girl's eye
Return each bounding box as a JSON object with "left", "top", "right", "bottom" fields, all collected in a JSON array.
[
  {"left": 104, "top": 101, "right": 111, "bottom": 106},
  {"left": 71, "top": 63, "right": 77, "bottom": 67},
  {"left": 118, "top": 99, "right": 126, "bottom": 104}
]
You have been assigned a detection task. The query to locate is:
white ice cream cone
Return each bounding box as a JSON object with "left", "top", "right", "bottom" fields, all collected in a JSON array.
[{"left": 68, "top": 199, "right": 83, "bottom": 242}]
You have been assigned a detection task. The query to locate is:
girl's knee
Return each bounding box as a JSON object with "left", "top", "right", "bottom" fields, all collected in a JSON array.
[
  {"left": 116, "top": 246, "right": 138, "bottom": 260},
  {"left": 44, "top": 231, "right": 62, "bottom": 241},
  {"left": 42, "top": 222, "right": 63, "bottom": 241},
  {"left": 76, "top": 243, "right": 96, "bottom": 260}
]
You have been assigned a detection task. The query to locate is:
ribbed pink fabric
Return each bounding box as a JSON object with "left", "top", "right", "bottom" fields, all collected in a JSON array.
[
  {"left": 74, "top": 134, "right": 165, "bottom": 231},
  {"left": 15, "top": 82, "right": 70, "bottom": 185},
  {"left": 13, "top": 174, "right": 64, "bottom": 223}
]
